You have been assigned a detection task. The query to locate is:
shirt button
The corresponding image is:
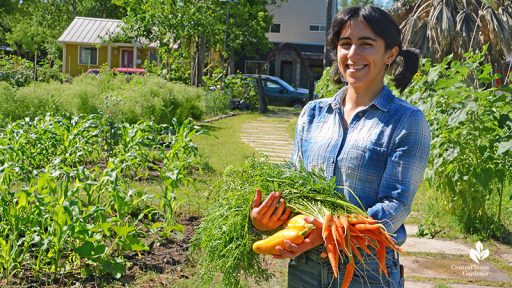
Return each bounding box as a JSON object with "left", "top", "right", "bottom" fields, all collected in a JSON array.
[
  {"left": 358, "top": 112, "right": 363, "bottom": 116},
  {"left": 320, "top": 251, "right": 328, "bottom": 259},
  {"left": 330, "top": 157, "right": 334, "bottom": 164}
]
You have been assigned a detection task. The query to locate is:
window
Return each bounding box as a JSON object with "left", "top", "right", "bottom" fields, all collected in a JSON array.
[
  {"left": 309, "top": 24, "right": 326, "bottom": 32},
  {"left": 79, "top": 47, "right": 98, "bottom": 65},
  {"left": 149, "top": 50, "right": 158, "bottom": 64},
  {"left": 270, "top": 23, "right": 281, "bottom": 33},
  {"left": 263, "top": 80, "right": 281, "bottom": 90},
  {"left": 244, "top": 60, "right": 268, "bottom": 74}
]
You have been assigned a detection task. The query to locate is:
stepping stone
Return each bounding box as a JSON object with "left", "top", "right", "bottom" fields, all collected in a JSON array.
[
  {"left": 402, "top": 237, "right": 471, "bottom": 255},
  {"left": 405, "top": 281, "right": 435, "bottom": 288},
  {"left": 240, "top": 117, "right": 294, "bottom": 163},
  {"left": 401, "top": 255, "right": 512, "bottom": 283}
]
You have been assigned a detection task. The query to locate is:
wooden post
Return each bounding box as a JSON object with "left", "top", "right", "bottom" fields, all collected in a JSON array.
[{"left": 257, "top": 74, "right": 268, "bottom": 114}]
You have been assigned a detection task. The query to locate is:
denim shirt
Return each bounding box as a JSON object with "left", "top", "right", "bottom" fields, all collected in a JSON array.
[{"left": 291, "top": 86, "right": 430, "bottom": 245}]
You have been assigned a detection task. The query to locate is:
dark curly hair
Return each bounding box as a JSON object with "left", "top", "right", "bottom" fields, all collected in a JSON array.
[{"left": 327, "top": 6, "right": 419, "bottom": 93}]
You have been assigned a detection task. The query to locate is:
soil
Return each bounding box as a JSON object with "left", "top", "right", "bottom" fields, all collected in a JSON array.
[
  {"left": 122, "top": 214, "right": 200, "bottom": 282},
  {"left": 0, "top": 214, "right": 200, "bottom": 288}
]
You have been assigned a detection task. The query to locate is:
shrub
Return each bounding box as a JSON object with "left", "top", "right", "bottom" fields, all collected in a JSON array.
[
  {"left": 401, "top": 48, "right": 512, "bottom": 239},
  {"left": 314, "top": 66, "right": 344, "bottom": 98},
  {"left": 0, "top": 53, "right": 33, "bottom": 87},
  {"left": 0, "top": 75, "right": 205, "bottom": 124}
]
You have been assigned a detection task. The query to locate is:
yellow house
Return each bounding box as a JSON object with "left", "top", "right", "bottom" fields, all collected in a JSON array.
[{"left": 58, "top": 17, "right": 158, "bottom": 76}]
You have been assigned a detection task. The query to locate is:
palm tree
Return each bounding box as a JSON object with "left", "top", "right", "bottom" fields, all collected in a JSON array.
[{"left": 390, "top": 0, "right": 512, "bottom": 65}]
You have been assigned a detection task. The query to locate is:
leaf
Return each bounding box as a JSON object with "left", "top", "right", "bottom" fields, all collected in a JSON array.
[
  {"left": 100, "top": 258, "right": 126, "bottom": 279},
  {"left": 75, "top": 241, "right": 106, "bottom": 259},
  {"left": 475, "top": 241, "right": 483, "bottom": 253},
  {"left": 112, "top": 225, "right": 135, "bottom": 237},
  {"left": 470, "top": 248, "right": 480, "bottom": 263},
  {"left": 481, "top": 249, "right": 490, "bottom": 260},
  {"left": 124, "top": 235, "right": 147, "bottom": 252}
]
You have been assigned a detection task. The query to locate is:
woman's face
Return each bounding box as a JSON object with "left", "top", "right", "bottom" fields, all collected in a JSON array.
[{"left": 337, "top": 19, "right": 398, "bottom": 91}]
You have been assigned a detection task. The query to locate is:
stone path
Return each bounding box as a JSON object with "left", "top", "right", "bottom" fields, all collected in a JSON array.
[
  {"left": 240, "top": 116, "right": 295, "bottom": 163},
  {"left": 240, "top": 113, "right": 512, "bottom": 288}
]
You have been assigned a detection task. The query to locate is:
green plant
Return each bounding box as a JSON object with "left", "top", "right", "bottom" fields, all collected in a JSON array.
[
  {"left": 0, "top": 113, "right": 203, "bottom": 283},
  {"left": 314, "top": 66, "right": 344, "bottom": 98},
  {"left": 0, "top": 53, "right": 33, "bottom": 87},
  {"left": 191, "top": 156, "right": 365, "bottom": 288},
  {"left": 0, "top": 75, "right": 205, "bottom": 124},
  {"left": 400, "top": 47, "right": 512, "bottom": 239}
]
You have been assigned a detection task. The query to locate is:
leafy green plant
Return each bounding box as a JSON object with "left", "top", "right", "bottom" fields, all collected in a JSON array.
[
  {"left": 191, "top": 156, "right": 364, "bottom": 288},
  {"left": 401, "top": 47, "right": 512, "bottom": 239},
  {"left": 0, "top": 75, "right": 205, "bottom": 124},
  {"left": 0, "top": 113, "right": 203, "bottom": 284},
  {"left": 314, "top": 66, "right": 344, "bottom": 98},
  {"left": 0, "top": 53, "right": 33, "bottom": 87}
]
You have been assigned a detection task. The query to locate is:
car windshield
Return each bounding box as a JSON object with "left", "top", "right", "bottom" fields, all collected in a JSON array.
[{"left": 273, "top": 77, "right": 295, "bottom": 91}]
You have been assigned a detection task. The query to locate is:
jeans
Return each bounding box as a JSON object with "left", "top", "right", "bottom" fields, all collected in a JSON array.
[{"left": 288, "top": 246, "right": 404, "bottom": 288}]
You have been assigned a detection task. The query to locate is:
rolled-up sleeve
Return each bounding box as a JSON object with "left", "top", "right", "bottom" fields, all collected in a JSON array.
[{"left": 367, "top": 109, "right": 431, "bottom": 233}]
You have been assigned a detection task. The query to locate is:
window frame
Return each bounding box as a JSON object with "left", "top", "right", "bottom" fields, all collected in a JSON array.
[
  {"left": 78, "top": 46, "right": 99, "bottom": 65},
  {"left": 270, "top": 23, "right": 281, "bottom": 33},
  {"left": 309, "top": 24, "right": 326, "bottom": 32}
]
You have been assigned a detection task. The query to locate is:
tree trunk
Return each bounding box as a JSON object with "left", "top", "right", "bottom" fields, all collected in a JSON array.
[
  {"left": 33, "top": 50, "right": 38, "bottom": 81},
  {"left": 228, "top": 54, "right": 236, "bottom": 75},
  {"left": 71, "top": 0, "right": 78, "bottom": 18},
  {"left": 324, "top": 0, "right": 333, "bottom": 68},
  {"left": 196, "top": 34, "right": 207, "bottom": 87}
]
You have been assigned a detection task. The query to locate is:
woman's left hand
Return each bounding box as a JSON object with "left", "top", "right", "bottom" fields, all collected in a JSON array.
[{"left": 272, "top": 216, "right": 324, "bottom": 259}]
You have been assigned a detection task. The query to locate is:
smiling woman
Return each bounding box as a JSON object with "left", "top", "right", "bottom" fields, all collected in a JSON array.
[{"left": 250, "top": 6, "right": 431, "bottom": 288}]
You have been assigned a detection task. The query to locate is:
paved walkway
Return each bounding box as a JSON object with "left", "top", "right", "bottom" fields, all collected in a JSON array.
[{"left": 240, "top": 113, "right": 512, "bottom": 288}]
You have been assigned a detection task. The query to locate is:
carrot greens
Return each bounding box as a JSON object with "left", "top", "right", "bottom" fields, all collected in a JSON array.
[{"left": 191, "top": 156, "right": 365, "bottom": 287}]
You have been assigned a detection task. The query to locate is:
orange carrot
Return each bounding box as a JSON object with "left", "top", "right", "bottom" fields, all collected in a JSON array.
[
  {"left": 353, "top": 223, "right": 385, "bottom": 232},
  {"left": 333, "top": 216, "right": 350, "bottom": 256},
  {"left": 349, "top": 238, "right": 363, "bottom": 262},
  {"left": 376, "top": 240, "right": 388, "bottom": 277},
  {"left": 323, "top": 213, "right": 339, "bottom": 278},
  {"left": 354, "top": 235, "right": 372, "bottom": 255},
  {"left": 348, "top": 215, "right": 377, "bottom": 225},
  {"left": 341, "top": 260, "right": 355, "bottom": 288}
]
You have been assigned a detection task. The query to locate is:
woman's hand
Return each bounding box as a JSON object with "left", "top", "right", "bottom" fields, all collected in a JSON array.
[
  {"left": 273, "top": 216, "right": 324, "bottom": 259},
  {"left": 250, "top": 189, "right": 291, "bottom": 232}
]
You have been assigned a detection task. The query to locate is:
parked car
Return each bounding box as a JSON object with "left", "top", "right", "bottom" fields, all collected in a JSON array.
[{"left": 244, "top": 74, "right": 314, "bottom": 108}]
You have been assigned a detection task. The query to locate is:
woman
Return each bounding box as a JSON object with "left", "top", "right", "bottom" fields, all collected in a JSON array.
[{"left": 250, "top": 6, "right": 430, "bottom": 288}]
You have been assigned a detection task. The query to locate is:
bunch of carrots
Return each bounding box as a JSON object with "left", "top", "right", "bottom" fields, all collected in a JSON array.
[{"left": 322, "top": 213, "right": 404, "bottom": 288}]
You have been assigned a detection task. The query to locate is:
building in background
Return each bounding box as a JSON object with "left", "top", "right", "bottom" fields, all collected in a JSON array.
[
  {"left": 58, "top": 17, "right": 158, "bottom": 76},
  {"left": 236, "top": 0, "right": 337, "bottom": 88}
]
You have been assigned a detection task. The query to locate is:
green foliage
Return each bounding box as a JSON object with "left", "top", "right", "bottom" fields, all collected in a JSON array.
[
  {"left": 0, "top": 54, "right": 33, "bottom": 87},
  {"left": 401, "top": 48, "right": 512, "bottom": 239},
  {"left": 202, "top": 70, "right": 259, "bottom": 116},
  {"left": 314, "top": 66, "right": 344, "bottom": 98},
  {"left": 224, "top": 73, "right": 259, "bottom": 111},
  {"left": 116, "top": 0, "right": 274, "bottom": 84},
  {"left": 0, "top": 114, "right": 202, "bottom": 283},
  {"left": 191, "top": 156, "right": 364, "bottom": 288},
  {"left": 0, "top": 75, "right": 205, "bottom": 124}
]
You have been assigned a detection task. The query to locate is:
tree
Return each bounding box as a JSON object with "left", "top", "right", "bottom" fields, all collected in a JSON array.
[
  {"left": 391, "top": 0, "right": 512, "bottom": 65},
  {"left": 115, "top": 0, "right": 275, "bottom": 86},
  {"left": 3, "top": 0, "right": 127, "bottom": 78}
]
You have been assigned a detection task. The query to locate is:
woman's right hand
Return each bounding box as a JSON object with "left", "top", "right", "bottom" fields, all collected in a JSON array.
[{"left": 250, "top": 189, "right": 291, "bottom": 232}]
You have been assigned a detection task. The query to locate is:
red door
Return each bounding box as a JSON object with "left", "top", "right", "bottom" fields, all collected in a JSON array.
[{"left": 121, "top": 49, "right": 133, "bottom": 68}]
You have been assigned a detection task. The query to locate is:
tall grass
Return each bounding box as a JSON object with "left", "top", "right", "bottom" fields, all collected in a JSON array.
[{"left": 0, "top": 74, "right": 205, "bottom": 124}]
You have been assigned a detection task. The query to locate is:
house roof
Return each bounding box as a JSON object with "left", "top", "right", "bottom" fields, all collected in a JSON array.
[{"left": 58, "top": 17, "right": 127, "bottom": 45}]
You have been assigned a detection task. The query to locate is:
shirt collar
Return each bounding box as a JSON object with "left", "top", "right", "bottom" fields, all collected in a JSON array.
[{"left": 329, "top": 85, "right": 394, "bottom": 112}]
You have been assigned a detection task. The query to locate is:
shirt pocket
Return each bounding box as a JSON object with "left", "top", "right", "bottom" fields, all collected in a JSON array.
[{"left": 342, "top": 143, "right": 389, "bottom": 176}]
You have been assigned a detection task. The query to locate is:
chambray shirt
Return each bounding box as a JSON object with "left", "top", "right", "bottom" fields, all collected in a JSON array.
[{"left": 291, "top": 86, "right": 430, "bottom": 245}]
